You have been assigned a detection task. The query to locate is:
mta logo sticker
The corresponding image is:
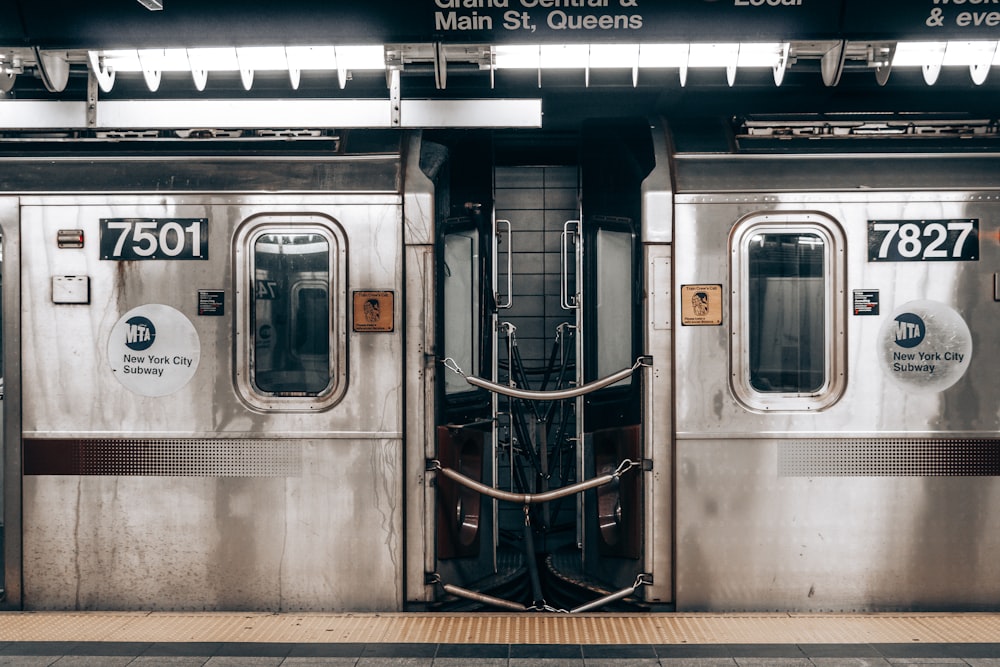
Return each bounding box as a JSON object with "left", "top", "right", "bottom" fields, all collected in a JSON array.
[
  {"left": 892, "top": 312, "right": 925, "bottom": 349},
  {"left": 878, "top": 300, "right": 972, "bottom": 395},
  {"left": 109, "top": 304, "right": 200, "bottom": 397},
  {"left": 124, "top": 316, "right": 156, "bottom": 351}
]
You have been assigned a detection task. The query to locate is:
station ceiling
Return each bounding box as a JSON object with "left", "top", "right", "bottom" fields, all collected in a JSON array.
[{"left": 1, "top": 0, "right": 999, "bottom": 131}]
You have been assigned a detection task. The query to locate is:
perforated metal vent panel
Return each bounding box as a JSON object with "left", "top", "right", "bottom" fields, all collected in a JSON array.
[
  {"left": 24, "top": 438, "right": 302, "bottom": 477},
  {"left": 778, "top": 439, "right": 1000, "bottom": 477}
]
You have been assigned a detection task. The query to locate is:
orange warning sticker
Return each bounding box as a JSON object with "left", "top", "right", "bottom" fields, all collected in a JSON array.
[
  {"left": 681, "top": 284, "right": 723, "bottom": 326},
  {"left": 353, "top": 291, "right": 394, "bottom": 332}
]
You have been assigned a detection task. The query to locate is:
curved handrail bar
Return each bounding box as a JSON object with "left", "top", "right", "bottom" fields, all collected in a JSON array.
[
  {"left": 429, "top": 459, "right": 638, "bottom": 505},
  {"left": 443, "top": 355, "right": 651, "bottom": 402}
]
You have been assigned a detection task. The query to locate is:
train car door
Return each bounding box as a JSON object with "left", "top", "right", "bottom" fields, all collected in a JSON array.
[
  {"left": 432, "top": 202, "right": 503, "bottom": 602},
  {"left": 574, "top": 119, "right": 654, "bottom": 601},
  {"left": 0, "top": 197, "right": 18, "bottom": 609}
]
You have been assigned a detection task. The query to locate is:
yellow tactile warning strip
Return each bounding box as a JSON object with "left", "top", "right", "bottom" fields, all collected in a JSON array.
[{"left": 1, "top": 612, "right": 1000, "bottom": 645}]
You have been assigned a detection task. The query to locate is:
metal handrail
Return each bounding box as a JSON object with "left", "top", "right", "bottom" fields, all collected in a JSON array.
[
  {"left": 442, "top": 355, "right": 650, "bottom": 402},
  {"left": 428, "top": 458, "right": 639, "bottom": 505}
]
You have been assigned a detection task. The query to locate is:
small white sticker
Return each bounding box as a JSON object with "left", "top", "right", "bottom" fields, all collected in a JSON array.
[
  {"left": 108, "top": 304, "right": 201, "bottom": 397},
  {"left": 878, "top": 299, "right": 972, "bottom": 394}
]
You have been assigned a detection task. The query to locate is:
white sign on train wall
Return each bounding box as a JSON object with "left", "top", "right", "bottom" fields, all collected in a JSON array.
[
  {"left": 877, "top": 299, "right": 972, "bottom": 394},
  {"left": 108, "top": 304, "right": 201, "bottom": 397}
]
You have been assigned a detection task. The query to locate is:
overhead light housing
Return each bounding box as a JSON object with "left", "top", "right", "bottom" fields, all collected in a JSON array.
[{"left": 136, "top": 0, "right": 163, "bottom": 10}]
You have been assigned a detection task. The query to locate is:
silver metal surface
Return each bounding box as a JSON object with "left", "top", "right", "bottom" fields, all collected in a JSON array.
[
  {"left": 14, "top": 153, "right": 411, "bottom": 609},
  {"left": 671, "top": 151, "right": 1000, "bottom": 610},
  {"left": 0, "top": 196, "right": 23, "bottom": 610},
  {"left": 0, "top": 98, "right": 543, "bottom": 130},
  {"left": 642, "top": 245, "right": 673, "bottom": 605},
  {"left": 402, "top": 133, "right": 438, "bottom": 605},
  {"left": 676, "top": 438, "right": 1000, "bottom": 611}
]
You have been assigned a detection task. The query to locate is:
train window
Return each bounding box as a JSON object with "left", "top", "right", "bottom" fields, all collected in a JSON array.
[
  {"left": 234, "top": 215, "right": 347, "bottom": 411},
  {"left": 730, "top": 213, "right": 846, "bottom": 411},
  {"left": 594, "top": 227, "right": 634, "bottom": 381},
  {"left": 443, "top": 229, "right": 480, "bottom": 396}
]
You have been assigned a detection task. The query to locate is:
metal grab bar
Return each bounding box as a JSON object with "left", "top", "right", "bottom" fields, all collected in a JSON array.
[
  {"left": 560, "top": 220, "right": 579, "bottom": 310},
  {"left": 569, "top": 574, "right": 652, "bottom": 613},
  {"left": 429, "top": 458, "right": 639, "bottom": 505},
  {"left": 430, "top": 572, "right": 652, "bottom": 613},
  {"left": 442, "top": 355, "right": 651, "bottom": 402},
  {"left": 495, "top": 218, "right": 512, "bottom": 309},
  {"left": 440, "top": 582, "right": 528, "bottom": 612}
]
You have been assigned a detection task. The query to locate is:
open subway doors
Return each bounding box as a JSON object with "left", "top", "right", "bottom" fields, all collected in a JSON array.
[{"left": 428, "top": 120, "right": 666, "bottom": 611}]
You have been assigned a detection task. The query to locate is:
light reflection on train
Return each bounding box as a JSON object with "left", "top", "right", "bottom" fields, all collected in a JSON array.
[{"left": 3, "top": 118, "right": 999, "bottom": 612}]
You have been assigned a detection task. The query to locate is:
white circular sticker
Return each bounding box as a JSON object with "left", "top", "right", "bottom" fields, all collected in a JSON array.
[
  {"left": 878, "top": 299, "right": 972, "bottom": 394},
  {"left": 108, "top": 304, "right": 201, "bottom": 397}
]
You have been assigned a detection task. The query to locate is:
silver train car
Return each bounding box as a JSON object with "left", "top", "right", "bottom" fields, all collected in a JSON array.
[{"left": 0, "top": 117, "right": 998, "bottom": 612}]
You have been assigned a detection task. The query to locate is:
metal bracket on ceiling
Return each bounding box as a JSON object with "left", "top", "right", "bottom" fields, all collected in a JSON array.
[
  {"left": 88, "top": 51, "right": 116, "bottom": 92},
  {"left": 821, "top": 40, "right": 846, "bottom": 87},
  {"left": 87, "top": 69, "right": 98, "bottom": 128},
  {"left": 389, "top": 68, "right": 401, "bottom": 128},
  {"left": 434, "top": 42, "right": 447, "bottom": 90},
  {"left": 34, "top": 48, "right": 70, "bottom": 93},
  {"left": 970, "top": 41, "right": 999, "bottom": 85},
  {"left": 773, "top": 42, "right": 790, "bottom": 86},
  {"left": 873, "top": 42, "right": 895, "bottom": 86}
]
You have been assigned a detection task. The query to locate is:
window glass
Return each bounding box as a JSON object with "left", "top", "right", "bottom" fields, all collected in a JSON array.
[
  {"left": 235, "top": 216, "right": 346, "bottom": 411},
  {"left": 595, "top": 228, "right": 633, "bottom": 380},
  {"left": 443, "top": 230, "right": 480, "bottom": 395},
  {"left": 731, "top": 214, "right": 845, "bottom": 411},
  {"left": 747, "top": 232, "right": 825, "bottom": 393},
  {"left": 252, "top": 233, "right": 331, "bottom": 395}
]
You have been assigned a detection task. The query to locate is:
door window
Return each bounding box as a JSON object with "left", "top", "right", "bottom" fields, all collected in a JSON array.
[{"left": 731, "top": 213, "right": 846, "bottom": 411}]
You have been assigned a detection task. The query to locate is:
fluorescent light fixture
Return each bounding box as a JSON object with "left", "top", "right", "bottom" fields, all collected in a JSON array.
[
  {"left": 539, "top": 44, "right": 589, "bottom": 69},
  {"left": 687, "top": 43, "right": 739, "bottom": 68},
  {"left": 494, "top": 45, "right": 540, "bottom": 69},
  {"left": 892, "top": 41, "right": 948, "bottom": 67},
  {"left": 333, "top": 45, "right": 385, "bottom": 71},
  {"left": 891, "top": 40, "right": 999, "bottom": 84},
  {"left": 637, "top": 44, "right": 690, "bottom": 68},
  {"left": 942, "top": 40, "right": 999, "bottom": 66},
  {"left": 136, "top": 0, "right": 163, "bottom": 10},
  {"left": 588, "top": 44, "right": 640, "bottom": 69},
  {"left": 90, "top": 45, "right": 385, "bottom": 92}
]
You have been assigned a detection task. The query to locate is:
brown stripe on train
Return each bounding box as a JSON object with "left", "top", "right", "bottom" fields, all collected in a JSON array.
[{"left": 23, "top": 439, "right": 83, "bottom": 475}]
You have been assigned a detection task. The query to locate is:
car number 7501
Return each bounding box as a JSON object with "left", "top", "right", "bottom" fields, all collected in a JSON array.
[{"left": 100, "top": 218, "right": 209, "bottom": 261}]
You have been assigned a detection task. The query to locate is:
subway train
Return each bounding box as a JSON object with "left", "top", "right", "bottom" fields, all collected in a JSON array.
[{"left": 1, "top": 115, "right": 998, "bottom": 613}]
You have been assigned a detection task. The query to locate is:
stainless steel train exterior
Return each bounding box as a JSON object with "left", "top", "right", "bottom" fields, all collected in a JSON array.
[
  {"left": 1, "top": 119, "right": 998, "bottom": 612},
  {"left": 2, "top": 133, "right": 439, "bottom": 610}
]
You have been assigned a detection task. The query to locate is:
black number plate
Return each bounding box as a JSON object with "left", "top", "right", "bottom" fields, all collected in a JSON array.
[
  {"left": 100, "top": 218, "right": 209, "bottom": 260},
  {"left": 868, "top": 219, "right": 979, "bottom": 262}
]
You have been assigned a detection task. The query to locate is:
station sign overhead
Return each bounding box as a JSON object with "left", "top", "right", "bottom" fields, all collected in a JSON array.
[{"left": 9, "top": 0, "right": 848, "bottom": 48}]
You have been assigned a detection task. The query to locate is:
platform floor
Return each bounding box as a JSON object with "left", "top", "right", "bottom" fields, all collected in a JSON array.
[{"left": 0, "top": 612, "right": 998, "bottom": 666}]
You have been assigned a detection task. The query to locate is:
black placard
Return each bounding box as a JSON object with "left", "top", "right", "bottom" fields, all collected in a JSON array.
[
  {"left": 853, "top": 289, "right": 879, "bottom": 316},
  {"left": 198, "top": 290, "right": 225, "bottom": 316},
  {"left": 100, "top": 218, "right": 209, "bottom": 261},
  {"left": 867, "top": 219, "right": 979, "bottom": 262}
]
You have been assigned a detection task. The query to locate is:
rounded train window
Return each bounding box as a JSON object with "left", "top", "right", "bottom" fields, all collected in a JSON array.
[
  {"left": 730, "top": 212, "right": 846, "bottom": 412},
  {"left": 234, "top": 214, "right": 347, "bottom": 411}
]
